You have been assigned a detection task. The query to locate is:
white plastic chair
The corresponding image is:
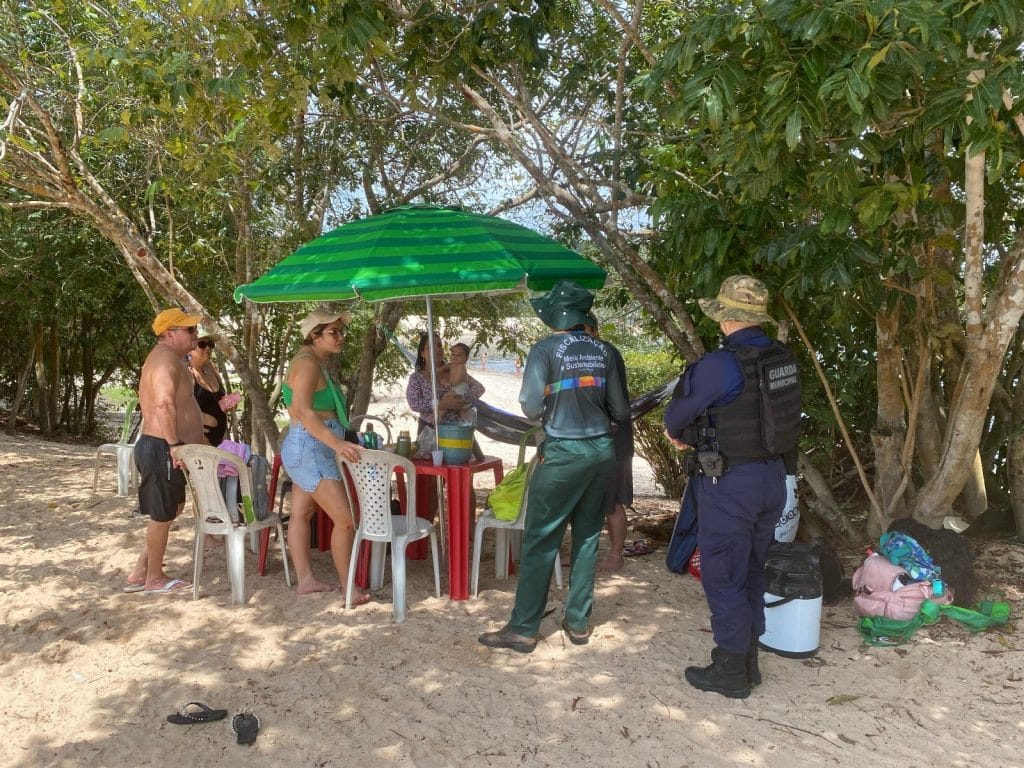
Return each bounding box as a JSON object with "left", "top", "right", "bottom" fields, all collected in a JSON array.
[
  {"left": 339, "top": 449, "right": 440, "bottom": 622},
  {"left": 471, "top": 455, "right": 563, "bottom": 597},
  {"left": 176, "top": 444, "right": 291, "bottom": 603},
  {"left": 92, "top": 411, "right": 142, "bottom": 496}
]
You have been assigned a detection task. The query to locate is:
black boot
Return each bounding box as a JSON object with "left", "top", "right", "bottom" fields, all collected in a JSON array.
[
  {"left": 746, "top": 644, "right": 762, "bottom": 688},
  {"left": 684, "top": 647, "right": 751, "bottom": 699}
]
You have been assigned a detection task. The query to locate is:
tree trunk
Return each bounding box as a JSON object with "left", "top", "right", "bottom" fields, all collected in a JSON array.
[
  {"left": 80, "top": 314, "right": 97, "bottom": 435},
  {"left": 870, "top": 308, "right": 909, "bottom": 536},
  {"left": 1009, "top": 380, "right": 1024, "bottom": 540},
  {"left": 350, "top": 303, "right": 405, "bottom": 419},
  {"left": 6, "top": 334, "right": 38, "bottom": 434},
  {"left": 959, "top": 450, "right": 988, "bottom": 519},
  {"left": 31, "top": 321, "right": 51, "bottom": 435},
  {"left": 45, "top": 326, "right": 60, "bottom": 433},
  {"left": 913, "top": 350, "right": 1004, "bottom": 527},
  {"left": 913, "top": 374, "right": 944, "bottom": 486},
  {"left": 797, "top": 453, "right": 861, "bottom": 542}
]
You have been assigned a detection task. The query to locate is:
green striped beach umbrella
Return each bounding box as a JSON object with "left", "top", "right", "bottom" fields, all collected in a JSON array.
[
  {"left": 234, "top": 204, "right": 606, "bottom": 473},
  {"left": 233, "top": 204, "right": 606, "bottom": 304}
]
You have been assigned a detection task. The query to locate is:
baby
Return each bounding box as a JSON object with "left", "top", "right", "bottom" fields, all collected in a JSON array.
[{"left": 447, "top": 343, "right": 474, "bottom": 421}]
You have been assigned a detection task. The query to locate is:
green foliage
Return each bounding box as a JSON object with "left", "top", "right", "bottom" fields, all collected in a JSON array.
[
  {"left": 643, "top": 0, "right": 1024, "bottom": 500},
  {"left": 0, "top": 212, "right": 152, "bottom": 436},
  {"left": 621, "top": 347, "right": 686, "bottom": 499}
]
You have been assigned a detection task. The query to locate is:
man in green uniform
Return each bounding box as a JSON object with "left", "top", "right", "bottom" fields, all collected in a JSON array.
[{"left": 478, "top": 281, "right": 629, "bottom": 652}]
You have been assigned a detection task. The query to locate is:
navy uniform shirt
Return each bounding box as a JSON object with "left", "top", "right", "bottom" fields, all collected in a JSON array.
[{"left": 664, "top": 326, "right": 773, "bottom": 441}]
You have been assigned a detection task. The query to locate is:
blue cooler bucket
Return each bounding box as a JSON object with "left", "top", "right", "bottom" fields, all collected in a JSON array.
[{"left": 437, "top": 424, "right": 474, "bottom": 465}]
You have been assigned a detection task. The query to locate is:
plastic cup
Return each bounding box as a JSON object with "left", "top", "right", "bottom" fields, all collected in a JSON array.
[{"left": 431, "top": 449, "right": 444, "bottom": 466}]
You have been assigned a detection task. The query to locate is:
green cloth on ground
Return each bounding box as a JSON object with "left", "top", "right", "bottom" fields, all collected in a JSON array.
[{"left": 858, "top": 599, "right": 1011, "bottom": 646}]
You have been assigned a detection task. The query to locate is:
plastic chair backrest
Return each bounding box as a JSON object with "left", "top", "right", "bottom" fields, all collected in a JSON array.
[
  {"left": 119, "top": 405, "right": 135, "bottom": 443},
  {"left": 178, "top": 445, "right": 252, "bottom": 527},
  {"left": 517, "top": 425, "right": 545, "bottom": 467},
  {"left": 340, "top": 449, "right": 416, "bottom": 538},
  {"left": 513, "top": 456, "right": 541, "bottom": 525}
]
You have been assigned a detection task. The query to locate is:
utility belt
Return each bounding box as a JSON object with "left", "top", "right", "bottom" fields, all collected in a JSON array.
[{"left": 686, "top": 450, "right": 781, "bottom": 481}]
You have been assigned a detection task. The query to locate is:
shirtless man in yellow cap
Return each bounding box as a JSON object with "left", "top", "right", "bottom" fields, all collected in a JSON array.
[{"left": 123, "top": 308, "right": 205, "bottom": 594}]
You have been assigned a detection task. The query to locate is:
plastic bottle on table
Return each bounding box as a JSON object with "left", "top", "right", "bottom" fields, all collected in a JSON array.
[
  {"left": 363, "top": 423, "right": 378, "bottom": 449},
  {"left": 396, "top": 430, "right": 412, "bottom": 458}
]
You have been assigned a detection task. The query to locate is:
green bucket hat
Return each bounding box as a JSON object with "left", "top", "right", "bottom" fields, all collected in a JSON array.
[
  {"left": 698, "top": 275, "right": 775, "bottom": 324},
  {"left": 530, "top": 280, "right": 595, "bottom": 331}
]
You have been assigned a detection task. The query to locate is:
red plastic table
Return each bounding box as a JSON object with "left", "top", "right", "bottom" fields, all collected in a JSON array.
[
  {"left": 397, "top": 456, "right": 504, "bottom": 600},
  {"left": 262, "top": 453, "right": 504, "bottom": 601}
]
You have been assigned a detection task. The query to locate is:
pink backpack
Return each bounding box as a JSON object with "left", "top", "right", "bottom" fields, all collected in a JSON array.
[{"left": 852, "top": 553, "right": 952, "bottom": 620}]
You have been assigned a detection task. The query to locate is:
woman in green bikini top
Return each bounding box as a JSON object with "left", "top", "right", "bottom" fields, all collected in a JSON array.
[
  {"left": 279, "top": 309, "right": 369, "bottom": 606},
  {"left": 281, "top": 367, "right": 345, "bottom": 413}
]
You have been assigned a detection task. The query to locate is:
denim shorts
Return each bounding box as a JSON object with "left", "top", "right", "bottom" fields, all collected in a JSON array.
[{"left": 280, "top": 419, "right": 344, "bottom": 492}]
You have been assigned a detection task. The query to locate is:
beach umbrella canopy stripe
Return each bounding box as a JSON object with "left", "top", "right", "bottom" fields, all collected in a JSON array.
[{"left": 233, "top": 205, "right": 606, "bottom": 304}]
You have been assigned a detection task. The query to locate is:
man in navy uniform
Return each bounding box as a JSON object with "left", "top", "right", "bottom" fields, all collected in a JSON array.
[{"left": 664, "top": 276, "right": 801, "bottom": 698}]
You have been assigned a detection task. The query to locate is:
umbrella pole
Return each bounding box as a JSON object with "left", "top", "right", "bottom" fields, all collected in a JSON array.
[
  {"left": 426, "top": 298, "right": 442, "bottom": 432},
  {"left": 425, "top": 299, "right": 448, "bottom": 564}
]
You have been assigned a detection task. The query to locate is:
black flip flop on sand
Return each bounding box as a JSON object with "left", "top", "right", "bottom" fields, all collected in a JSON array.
[
  {"left": 232, "top": 711, "right": 260, "bottom": 745},
  {"left": 167, "top": 702, "right": 228, "bottom": 725}
]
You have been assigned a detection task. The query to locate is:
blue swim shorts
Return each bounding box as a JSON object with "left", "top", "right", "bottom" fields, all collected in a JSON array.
[{"left": 280, "top": 419, "right": 344, "bottom": 493}]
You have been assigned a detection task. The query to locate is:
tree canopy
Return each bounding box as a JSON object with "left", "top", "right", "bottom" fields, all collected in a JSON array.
[{"left": 3, "top": 0, "right": 1024, "bottom": 541}]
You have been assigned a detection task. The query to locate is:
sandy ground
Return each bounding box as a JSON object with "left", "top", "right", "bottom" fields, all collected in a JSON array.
[{"left": 2, "top": 368, "right": 1023, "bottom": 768}]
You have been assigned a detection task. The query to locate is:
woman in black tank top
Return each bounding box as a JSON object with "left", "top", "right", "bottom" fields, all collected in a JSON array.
[{"left": 189, "top": 336, "right": 230, "bottom": 446}]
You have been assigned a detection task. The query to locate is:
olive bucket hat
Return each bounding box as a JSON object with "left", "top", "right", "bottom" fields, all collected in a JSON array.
[
  {"left": 529, "top": 280, "right": 596, "bottom": 331},
  {"left": 698, "top": 275, "right": 775, "bottom": 325}
]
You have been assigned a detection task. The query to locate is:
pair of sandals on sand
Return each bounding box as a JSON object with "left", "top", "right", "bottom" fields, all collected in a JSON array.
[
  {"left": 167, "top": 702, "right": 260, "bottom": 745},
  {"left": 622, "top": 539, "right": 655, "bottom": 557}
]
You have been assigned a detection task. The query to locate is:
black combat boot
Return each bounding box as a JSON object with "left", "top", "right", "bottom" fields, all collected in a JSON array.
[
  {"left": 684, "top": 647, "right": 751, "bottom": 699},
  {"left": 746, "top": 644, "right": 762, "bottom": 688}
]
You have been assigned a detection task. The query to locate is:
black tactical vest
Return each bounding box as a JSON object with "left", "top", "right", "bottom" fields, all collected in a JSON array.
[{"left": 701, "top": 341, "right": 801, "bottom": 464}]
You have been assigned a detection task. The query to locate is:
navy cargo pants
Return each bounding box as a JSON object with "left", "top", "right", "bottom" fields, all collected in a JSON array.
[
  {"left": 693, "top": 457, "right": 787, "bottom": 655},
  {"left": 507, "top": 435, "right": 615, "bottom": 636}
]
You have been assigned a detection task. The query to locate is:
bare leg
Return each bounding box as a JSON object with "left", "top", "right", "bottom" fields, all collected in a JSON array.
[
  {"left": 127, "top": 548, "right": 148, "bottom": 587},
  {"left": 143, "top": 520, "right": 173, "bottom": 588},
  {"left": 289, "top": 486, "right": 335, "bottom": 594},
  {"left": 137, "top": 504, "right": 190, "bottom": 590},
  {"left": 599, "top": 504, "right": 628, "bottom": 574},
  {"left": 128, "top": 502, "right": 186, "bottom": 589},
  {"left": 311, "top": 478, "right": 369, "bottom": 604}
]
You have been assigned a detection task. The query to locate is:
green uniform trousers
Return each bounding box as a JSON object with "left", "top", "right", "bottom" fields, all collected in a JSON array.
[{"left": 507, "top": 435, "right": 616, "bottom": 636}]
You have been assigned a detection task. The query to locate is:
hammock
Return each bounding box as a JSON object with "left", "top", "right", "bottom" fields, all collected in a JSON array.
[{"left": 389, "top": 331, "right": 678, "bottom": 446}]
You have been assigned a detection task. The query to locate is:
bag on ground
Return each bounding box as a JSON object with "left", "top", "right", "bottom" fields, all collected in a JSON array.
[
  {"left": 878, "top": 530, "right": 939, "bottom": 580},
  {"left": 853, "top": 552, "right": 951, "bottom": 620},
  {"left": 666, "top": 480, "right": 699, "bottom": 574}
]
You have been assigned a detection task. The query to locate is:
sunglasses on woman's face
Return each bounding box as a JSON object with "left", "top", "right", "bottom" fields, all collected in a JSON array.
[{"left": 196, "top": 340, "right": 214, "bottom": 350}]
